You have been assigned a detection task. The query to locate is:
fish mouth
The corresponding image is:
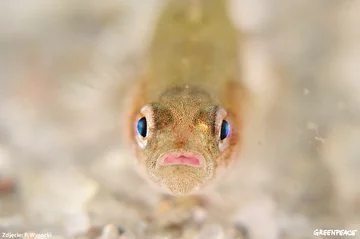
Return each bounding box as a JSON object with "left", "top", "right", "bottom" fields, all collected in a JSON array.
[{"left": 157, "top": 150, "right": 206, "bottom": 168}]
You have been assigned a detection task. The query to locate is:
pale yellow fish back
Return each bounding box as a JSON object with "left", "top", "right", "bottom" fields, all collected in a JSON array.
[{"left": 145, "top": 0, "right": 239, "bottom": 101}]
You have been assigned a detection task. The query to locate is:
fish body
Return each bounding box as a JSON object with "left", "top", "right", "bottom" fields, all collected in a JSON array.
[{"left": 127, "top": 0, "right": 244, "bottom": 195}]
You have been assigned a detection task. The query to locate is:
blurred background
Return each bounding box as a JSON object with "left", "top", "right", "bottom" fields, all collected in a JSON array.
[{"left": 0, "top": 0, "right": 359, "bottom": 238}]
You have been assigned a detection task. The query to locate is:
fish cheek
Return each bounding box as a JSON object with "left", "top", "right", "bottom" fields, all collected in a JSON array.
[
  {"left": 148, "top": 104, "right": 175, "bottom": 149},
  {"left": 134, "top": 147, "right": 151, "bottom": 175},
  {"left": 216, "top": 145, "right": 234, "bottom": 167}
]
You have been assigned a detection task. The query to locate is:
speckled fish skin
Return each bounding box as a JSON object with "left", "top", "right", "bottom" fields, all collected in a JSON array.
[{"left": 127, "top": 0, "right": 244, "bottom": 195}]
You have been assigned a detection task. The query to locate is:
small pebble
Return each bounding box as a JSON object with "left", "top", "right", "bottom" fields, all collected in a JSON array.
[
  {"left": 234, "top": 223, "right": 249, "bottom": 239},
  {"left": 0, "top": 178, "right": 15, "bottom": 193},
  {"left": 192, "top": 206, "right": 208, "bottom": 224},
  {"left": 99, "top": 224, "right": 120, "bottom": 239}
]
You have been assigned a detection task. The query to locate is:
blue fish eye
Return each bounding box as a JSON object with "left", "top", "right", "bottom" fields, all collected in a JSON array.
[
  {"left": 220, "top": 120, "right": 230, "bottom": 140},
  {"left": 137, "top": 117, "right": 147, "bottom": 137}
]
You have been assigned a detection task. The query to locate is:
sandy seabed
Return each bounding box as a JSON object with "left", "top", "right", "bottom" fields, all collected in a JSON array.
[{"left": 0, "top": 1, "right": 359, "bottom": 239}]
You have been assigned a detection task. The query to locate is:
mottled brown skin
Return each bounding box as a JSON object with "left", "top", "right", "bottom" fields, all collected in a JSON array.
[{"left": 127, "top": 0, "right": 244, "bottom": 195}]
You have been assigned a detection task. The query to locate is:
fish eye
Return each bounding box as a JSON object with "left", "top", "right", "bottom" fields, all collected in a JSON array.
[
  {"left": 220, "top": 120, "right": 230, "bottom": 140},
  {"left": 215, "top": 107, "right": 231, "bottom": 152},
  {"left": 135, "top": 105, "right": 154, "bottom": 149},
  {"left": 137, "top": 117, "right": 147, "bottom": 137}
]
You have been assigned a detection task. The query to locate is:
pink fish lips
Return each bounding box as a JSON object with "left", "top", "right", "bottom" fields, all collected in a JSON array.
[
  {"left": 159, "top": 151, "right": 205, "bottom": 167},
  {"left": 163, "top": 155, "right": 200, "bottom": 166}
]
